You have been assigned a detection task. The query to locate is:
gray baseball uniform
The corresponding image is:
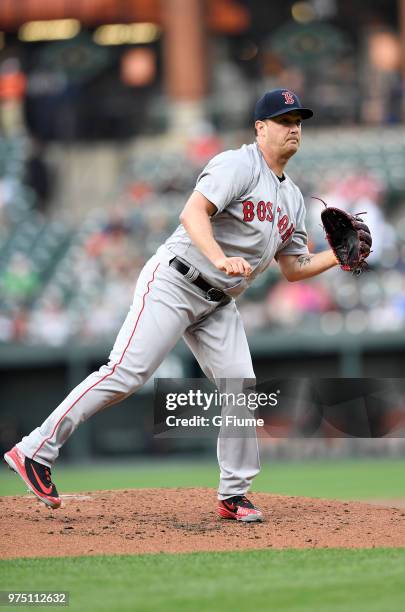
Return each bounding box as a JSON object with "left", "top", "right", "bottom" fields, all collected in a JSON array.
[{"left": 17, "top": 141, "right": 308, "bottom": 499}]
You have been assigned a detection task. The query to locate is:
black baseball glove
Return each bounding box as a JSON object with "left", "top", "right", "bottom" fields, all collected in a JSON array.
[{"left": 313, "top": 197, "right": 372, "bottom": 274}]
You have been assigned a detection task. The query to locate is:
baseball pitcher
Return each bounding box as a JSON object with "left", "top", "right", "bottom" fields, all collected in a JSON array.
[{"left": 4, "top": 89, "right": 371, "bottom": 522}]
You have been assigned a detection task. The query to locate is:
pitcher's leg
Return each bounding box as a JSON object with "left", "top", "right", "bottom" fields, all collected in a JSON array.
[
  {"left": 216, "top": 412, "right": 260, "bottom": 500},
  {"left": 17, "top": 258, "right": 191, "bottom": 467},
  {"left": 184, "top": 299, "right": 260, "bottom": 500}
]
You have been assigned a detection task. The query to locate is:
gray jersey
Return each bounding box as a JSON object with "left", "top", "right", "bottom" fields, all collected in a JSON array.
[
  {"left": 14, "top": 143, "right": 311, "bottom": 507},
  {"left": 162, "top": 142, "right": 308, "bottom": 297}
]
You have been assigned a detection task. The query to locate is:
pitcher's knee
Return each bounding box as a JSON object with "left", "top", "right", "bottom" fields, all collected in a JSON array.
[
  {"left": 125, "top": 373, "right": 148, "bottom": 395},
  {"left": 97, "top": 363, "right": 149, "bottom": 396}
]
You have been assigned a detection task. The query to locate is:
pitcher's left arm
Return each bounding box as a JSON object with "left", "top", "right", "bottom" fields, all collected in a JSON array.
[{"left": 277, "top": 250, "right": 338, "bottom": 282}]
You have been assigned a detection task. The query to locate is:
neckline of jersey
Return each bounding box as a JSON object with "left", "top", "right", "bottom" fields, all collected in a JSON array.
[{"left": 254, "top": 141, "right": 288, "bottom": 186}]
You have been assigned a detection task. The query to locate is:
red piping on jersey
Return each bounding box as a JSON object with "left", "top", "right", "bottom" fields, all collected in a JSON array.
[{"left": 32, "top": 263, "right": 160, "bottom": 461}]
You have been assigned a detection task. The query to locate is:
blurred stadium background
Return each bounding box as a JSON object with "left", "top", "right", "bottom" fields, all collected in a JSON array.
[{"left": 1, "top": 0, "right": 405, "bottom": 465}]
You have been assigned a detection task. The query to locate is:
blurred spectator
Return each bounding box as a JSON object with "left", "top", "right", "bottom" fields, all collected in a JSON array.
[
  {"left": 0, "top": 312, "right": 13, "bottom": 342},
  {"left": 0, "top": 58, "right": 27, "bottom": 136},
  {"left": 27, "top": 298, "right": 71, "bottom": 346},
  {"left": 81, "top": 302, "right": 123, "bottom": 341},
  {"left": 12, "top": 307, "right": 29, "bottom": 342},
  {"left": 265, "top": 279, "right": 334, "bottom": 328},
  {"left": 85, "top": 206, "right": 132, "bottom": 258},
  {"left": 25, "top": 140, "right": 53, "bottom": 214},
  {"left": 0, "top": 253, "right": 39, "bottom": 307},
  {"left": 0, "top": 176, "right": 16, "bottom": 213},
  {"left": 129, "top": 181, "right": 154, "bottom": 202},
  {"left": 186, "top": 120, "right": 223, "bottom": 165}
]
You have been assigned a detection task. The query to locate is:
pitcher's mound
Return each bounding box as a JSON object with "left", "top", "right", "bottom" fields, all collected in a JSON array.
[{"left": 1, "top": 488, "right": 405, "bottom": 559}]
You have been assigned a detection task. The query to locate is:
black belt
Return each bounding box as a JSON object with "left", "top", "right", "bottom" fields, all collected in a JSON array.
[{"left": 169, "top": 257, "right": 226, "bottom": 302}]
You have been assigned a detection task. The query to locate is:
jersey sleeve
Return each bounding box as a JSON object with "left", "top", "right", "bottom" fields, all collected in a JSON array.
[
  {"left": 194, "top": 150, "right": 253, "bottom": 214},
  {"left": 276, "top": 192, "right": 309, "bottom": 257}
]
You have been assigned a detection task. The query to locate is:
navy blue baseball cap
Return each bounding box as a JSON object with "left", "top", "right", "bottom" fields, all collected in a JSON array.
[{"left": 254, "top": 89, "right": 313, "bottom": 121}]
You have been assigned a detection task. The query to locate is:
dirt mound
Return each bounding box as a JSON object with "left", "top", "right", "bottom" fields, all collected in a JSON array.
[{"left": 1, "top": 488, "right": 405, "bottom": 559}]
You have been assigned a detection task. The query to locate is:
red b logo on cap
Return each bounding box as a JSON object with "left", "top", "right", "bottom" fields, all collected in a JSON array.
[{"left": 282, "top": 91, "right": 295, "bottom": 105}]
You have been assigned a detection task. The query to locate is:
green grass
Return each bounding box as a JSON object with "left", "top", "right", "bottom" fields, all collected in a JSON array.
[
  {"left": 1, "top": 458, "right": 405, "bottom": 500},
  {"left": 1, "top": 549, "right": 405, "bottom": 612},
  {"left": 2, "top": 461, "right": 405, "bottom": 611}
]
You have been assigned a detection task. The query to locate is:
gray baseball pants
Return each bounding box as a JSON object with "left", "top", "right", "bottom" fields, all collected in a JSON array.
[{"left": 17, "top": 249, "right": 260, "bottom": 499}]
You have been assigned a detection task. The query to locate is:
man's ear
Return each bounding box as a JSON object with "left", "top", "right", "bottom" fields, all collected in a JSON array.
[{"left": 255, "top": 120, "right": 264, "bottom": 135}]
